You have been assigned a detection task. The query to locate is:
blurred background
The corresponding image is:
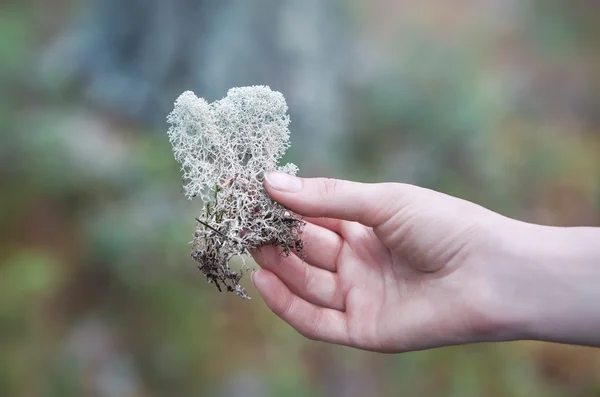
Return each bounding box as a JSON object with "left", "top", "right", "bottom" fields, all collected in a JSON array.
[{"left": 2, "top": 0, "right": 600, "bottom": 396}]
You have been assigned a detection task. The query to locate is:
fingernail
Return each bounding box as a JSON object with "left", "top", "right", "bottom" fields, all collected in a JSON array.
[
  {"left": 251, "top": 269, "right": 261, "bottom": 285},
  {"left": 264, "top": 171, "right": 302, "bottom": 193}
]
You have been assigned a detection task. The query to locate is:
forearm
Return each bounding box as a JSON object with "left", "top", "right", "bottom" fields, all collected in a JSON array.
[{"left": 504, "top": 223, "right": 600, "bottom": 346}]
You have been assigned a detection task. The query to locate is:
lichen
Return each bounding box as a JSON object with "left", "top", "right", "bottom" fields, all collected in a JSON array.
[{"left": 167, "top": 86, "right": 304, "bottom": 298}]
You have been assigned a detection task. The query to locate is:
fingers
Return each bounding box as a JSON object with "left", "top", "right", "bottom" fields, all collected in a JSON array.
[
  {"left": 298, "top": 221, "right": 343, "bottom": 272},
  {"left": 250, "top": 220, "right": 345, "bottom": 311},
  {"left": 302, "top": 216, "right": 345, "bottom": 235},
  {"left": 264, "top": 172, "right": 396, "bottom": 227},
  {"left": 252, "top": 269, "right": 349, "bottom": 344},
  {"left": 252, "top": 245, "right": 345, "bottom": 311}
]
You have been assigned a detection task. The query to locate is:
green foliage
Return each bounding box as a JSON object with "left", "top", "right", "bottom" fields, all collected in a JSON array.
[{"left": 0, "top": 7, "right": 31, "bottom": 78}]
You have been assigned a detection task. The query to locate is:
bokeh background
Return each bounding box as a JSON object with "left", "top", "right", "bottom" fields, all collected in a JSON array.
[{"left": 2, "top": 0, "right": 600, "bottom": 396}]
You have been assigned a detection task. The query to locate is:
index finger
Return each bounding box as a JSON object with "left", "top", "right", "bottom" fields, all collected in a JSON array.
[{"left": 264, "top": 173, "right": 396, "bottom": 227}]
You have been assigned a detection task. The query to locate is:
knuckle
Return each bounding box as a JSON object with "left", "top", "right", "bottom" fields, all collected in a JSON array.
[
  {"left": 333, "top": 237, "right": 344, "bottom": 264},
  {"left": 322, "top": 178, "right": 340, "bottom": 198},
  {"left": 309, "top": 309, "right": 323, "bottom": 338},
  {"left": 279, "top": 292, "right": 295, "bottom": 318},
  {"left": 302, "top": 265, "right": 314, "bottom": 291},
  {"left": 258, "top": 246, "right": 285, "bottom": 270},
  {"left": 317, "top": 178, "right": 341, "bottom": 216},
  {"left": 368, "top": 182, "right": 414, "bottom": 225},
  {"left": 299, "top": 311, "right": 321, "bottom": 341},
  {"left": 273, "top": 253, "right": 286, "bottom": 269}
]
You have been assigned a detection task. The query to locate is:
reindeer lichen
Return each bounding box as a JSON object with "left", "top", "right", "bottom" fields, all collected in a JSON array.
[{"left": 167, "top": 86, "right": 304, "bottom": 298}]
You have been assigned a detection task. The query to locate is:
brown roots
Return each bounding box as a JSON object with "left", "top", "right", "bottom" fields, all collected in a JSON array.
[{"left": 190, "top": 178, "right": 304, "bottom": 299}]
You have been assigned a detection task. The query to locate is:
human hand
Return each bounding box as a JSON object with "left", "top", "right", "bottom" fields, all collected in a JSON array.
[{"left": 251, "top": 172, "right": 524, "bottom": 353}]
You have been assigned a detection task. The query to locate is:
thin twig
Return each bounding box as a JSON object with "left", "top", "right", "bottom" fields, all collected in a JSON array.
[{"left": 195, "top": 217, "right": 246, "bottom": 246}]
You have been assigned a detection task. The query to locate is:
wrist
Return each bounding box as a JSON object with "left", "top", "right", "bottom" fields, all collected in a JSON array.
[{"left": 496, "top": 221, "right": 600, "bottom": 346}]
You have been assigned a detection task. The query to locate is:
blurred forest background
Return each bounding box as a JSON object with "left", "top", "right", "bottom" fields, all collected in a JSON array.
[{"left": 2, "top": 0, "right": 600, "bottom": 396}]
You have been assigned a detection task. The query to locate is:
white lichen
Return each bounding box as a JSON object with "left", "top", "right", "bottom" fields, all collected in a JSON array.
[{"left": 167, "top": 86, "right": 304, "bottom": 298}]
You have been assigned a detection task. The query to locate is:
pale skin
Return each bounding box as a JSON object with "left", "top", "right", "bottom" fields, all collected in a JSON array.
[{"left": 251, "top": 171, "right": 600, "bottom": 353}]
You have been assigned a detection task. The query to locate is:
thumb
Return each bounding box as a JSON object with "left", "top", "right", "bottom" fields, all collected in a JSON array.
[{"left": 263, "top": 171, "right": 395, "bottom": 227}]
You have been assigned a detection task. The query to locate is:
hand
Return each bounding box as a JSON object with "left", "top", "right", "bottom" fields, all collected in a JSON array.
[{"left": 251, "top": 172, "right": 522, "bottom": 353}]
